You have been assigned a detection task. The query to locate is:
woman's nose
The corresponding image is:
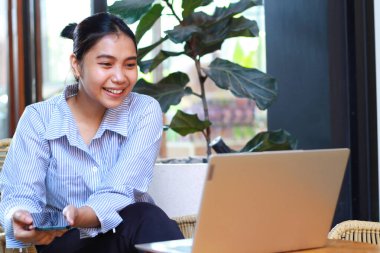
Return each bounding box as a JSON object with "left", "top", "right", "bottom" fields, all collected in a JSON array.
[{"left": 111, "top": 66, "right": 126, "bottom": 84}]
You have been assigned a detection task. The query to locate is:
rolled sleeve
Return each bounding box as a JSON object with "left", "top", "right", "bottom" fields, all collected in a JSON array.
[{"left": 0, "top": 107, "right": 48, "bottom": 245}]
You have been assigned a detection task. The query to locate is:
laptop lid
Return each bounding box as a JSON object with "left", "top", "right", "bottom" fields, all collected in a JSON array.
[
  {"left": 135, "top": 148, "right": 350, "bottom": 253},
  {"left": 192, "top": 148, "right": 349, "bottom": 253}
]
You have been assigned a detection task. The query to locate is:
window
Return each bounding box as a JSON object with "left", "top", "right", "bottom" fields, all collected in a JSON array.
[
  {"left": 0, "top": 0, "right": 9, "bottom": 138},
  {"left": 40, "top": 0, "right": 91, "bottom": 99}
]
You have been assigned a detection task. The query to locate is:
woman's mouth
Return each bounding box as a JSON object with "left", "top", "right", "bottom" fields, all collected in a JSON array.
[{"left": 103, "top": 88, "right": 124, "bottom": 94}]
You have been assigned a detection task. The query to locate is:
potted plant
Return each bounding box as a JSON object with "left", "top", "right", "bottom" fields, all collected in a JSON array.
[
  {"left": 108, "top": 0, "right": 297, "bottom": 217},
  {"left": 109, "top": 0, "right": 297, "bottom": 157}
]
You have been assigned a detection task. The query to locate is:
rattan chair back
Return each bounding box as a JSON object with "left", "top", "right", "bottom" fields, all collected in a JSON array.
[
  {"left": 172, "top": 215, "right": 197, "bottom": 239},
  {"left": 328, "top": 220, "right": 380, "bottom": 245},
  {"left": 0, "top": 138, "right": 11, "bottom": 171}
]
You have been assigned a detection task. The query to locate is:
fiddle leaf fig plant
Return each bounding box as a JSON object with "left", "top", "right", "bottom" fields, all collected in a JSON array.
[{"left": 109, "top": 0, "right": 297, "bottom": 156}]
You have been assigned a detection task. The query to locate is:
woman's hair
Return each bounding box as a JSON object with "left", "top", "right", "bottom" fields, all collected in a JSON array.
[{"left": 60, "top": 12, "right": 137, "bottom": 61}]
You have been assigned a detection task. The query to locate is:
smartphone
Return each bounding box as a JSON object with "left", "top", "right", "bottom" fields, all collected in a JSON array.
[{"left": 30, "top": 211, "right": 71, "bottom": 231}]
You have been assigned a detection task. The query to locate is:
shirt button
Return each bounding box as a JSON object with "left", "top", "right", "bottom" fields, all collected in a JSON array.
[{"left": 92, "top": 166, "right": 98, "bottom": 172}]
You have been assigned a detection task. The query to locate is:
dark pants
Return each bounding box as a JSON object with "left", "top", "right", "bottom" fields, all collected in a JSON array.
[{"left": 36, "top": 202, "right": 184, "bottom": 253}]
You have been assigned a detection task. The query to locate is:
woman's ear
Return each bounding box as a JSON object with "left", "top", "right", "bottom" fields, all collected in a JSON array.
[{"left": 70, "top": 54, "right": 81, "bottom": 79}]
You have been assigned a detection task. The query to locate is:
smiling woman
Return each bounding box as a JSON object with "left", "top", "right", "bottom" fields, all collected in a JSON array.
[
  {"left": 70, "top": 34, "right": 137, "bottom": 115},
  {"left": 67, "top": 32, "right": 139, "bottom": 144},
  {"left": 0, "top": 12, "right": 184, "bottom": 253}
]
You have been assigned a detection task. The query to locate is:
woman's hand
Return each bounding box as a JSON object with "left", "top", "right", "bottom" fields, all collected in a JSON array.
[
  {"left": 62, "top": 205, "right": 79, "bottom": 227},
  {"left": 12, "top": 210, "right": 66, "bottom": 245},
  {"left": 63, "top": 205, "right": 100, "bottom": 228}
]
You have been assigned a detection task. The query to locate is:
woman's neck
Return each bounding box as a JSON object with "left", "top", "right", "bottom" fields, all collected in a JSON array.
[{"left": 67, "top": 94, "right": 106, "bottom": 146}]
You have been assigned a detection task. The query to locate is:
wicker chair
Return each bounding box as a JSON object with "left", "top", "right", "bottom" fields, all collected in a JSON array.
[
  {"left": 0, "top": 139, "right": 11, "bottom": 172},
  {"left": 172, "top": 215, "right": 197, "bottom": 239},
  {"left": 0, "top": 138, "right": 197, "bottom": 252},
  {"left": 328, "top": 220, "right": 380, "bottom": 245}
]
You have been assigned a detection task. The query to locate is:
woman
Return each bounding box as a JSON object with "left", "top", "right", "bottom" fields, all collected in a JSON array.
[{"left": 0, "top": 12, "right": 183, "bottom": 253}]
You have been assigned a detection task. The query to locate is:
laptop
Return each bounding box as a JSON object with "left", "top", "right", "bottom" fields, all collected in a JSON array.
[{"left": 136, "top": 148, "right": 350, "bottom": 253}]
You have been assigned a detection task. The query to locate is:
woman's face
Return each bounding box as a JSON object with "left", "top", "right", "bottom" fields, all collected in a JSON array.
[{"left": 72, "top": 33, "right": 138, "bottom": 109}]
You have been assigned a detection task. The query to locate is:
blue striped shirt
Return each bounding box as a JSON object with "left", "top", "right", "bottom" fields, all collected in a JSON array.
[{"left": 0, "top": 84, "right": 163, "bottom": 248}]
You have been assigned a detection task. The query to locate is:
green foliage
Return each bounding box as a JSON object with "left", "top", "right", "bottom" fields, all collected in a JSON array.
[
  {"left": 108, "top": 0, "right": 297, "bottom": 155},
  {"left": 133, "top": 72, "right": 191, "bottom": 112},
  {"left": 182, "top": 0, "right": 213, "bottom": 18},
  {"left": 108, "top": 0, "right": 155, "bottom": 24},
  {"left": 169, "top": 110, "right": 211, "bottom": 136},
  {"left": 135, "top": 4, "right": 164, "bottom": 43},
  {"left": 240, "top": 129, "right": 298, "bottom": 152},
  {"left": 203, "top": 58, "right": 277, "bottom": 110}
]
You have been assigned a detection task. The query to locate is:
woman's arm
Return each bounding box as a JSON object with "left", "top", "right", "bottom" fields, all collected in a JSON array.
[{"left": 0, "top": 106, "right": 51, "bottom": 247}]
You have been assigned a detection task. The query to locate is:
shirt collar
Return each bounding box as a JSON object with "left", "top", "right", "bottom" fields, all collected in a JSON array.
[
  {"left": 94, "top": 96, "right": 130, "bottom": 139},
  {"left": 44, "top": 84, "right": 81, "bottom": 145}
]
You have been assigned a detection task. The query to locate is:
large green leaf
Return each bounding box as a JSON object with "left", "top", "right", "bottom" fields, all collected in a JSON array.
[
  {"left": 190, "top": 17, "right": 259, "bottom": 51},
  {"left": 182, "top": 16, "right": 230, "bottom": 56},
  {"left": 181, "top": 0, "right": 259, "bottom": 26},
  {"left": 165, "top": 25, "right": 202, "bottom": 44},
  {"left": 108, "top": 0, "right": 154, "bottom": 24},
  {"left": 203, "top": 58, "right": 277, "bottom": 110},
  {"left": 195, "top": 16, "right": 259, "bottom": 55},
  {"left": 175, "top": 15, "right": 259, "bottom": 56},
  {"left": 182, "top": 0, "right": 213, "bottom": 18},
  {"left": 169, "top": 110, "right": 211, "bottom": 136},
  {"left": 212, "top": 0, "right": 261, "bottom": 23},
  {"left": 185, "top": 40, "right": 223, "bottom": 57},
  {"left": 227, "top": 16, "right": 259, "bottom": 38},
  {"left": 240, "top": 129, "right": 298, "bottom": 152},
  {"left": 182, "top": 11, "right": 213, "bottom": 26},
  {"left": 132, "top": 72, "right": 191, "bottom": 112},
  {"left": 185, "top": 18, "right": 258, "bottom": 56},
  {"left": 138, "top": 60, "right": 154, "bottom": 73},
  {"left": 139, "top": 50, "right": 184, "bottom": 73},
  {"left": 135, "top": 4, "right": 164, "bottom": 44},
  {"left": 137, "top": 36, "right": 168, "bottom": 61}
]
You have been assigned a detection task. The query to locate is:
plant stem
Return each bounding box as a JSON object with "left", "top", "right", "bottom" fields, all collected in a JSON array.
[
  {"left": 164, "top": 0, "right": 211, "bottom": 156},
  {"left": 192, "top": 92, "right": 202, "bottom": 98},
  {"left": 163, "top": 0, "right": 182, "bottom": 23},
  {"left": 194, "top": 58, "right": 211, "bottom": 157}
]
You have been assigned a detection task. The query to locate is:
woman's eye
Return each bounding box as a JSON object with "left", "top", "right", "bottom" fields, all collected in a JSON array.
[
  {"left": 99, "top": 62, "right": 112, "bottom": 67},
  {"left": 126, "top": 63, "right": 136, "bottom": 68}
]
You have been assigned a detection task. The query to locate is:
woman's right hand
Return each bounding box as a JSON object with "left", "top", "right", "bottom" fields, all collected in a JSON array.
[{"left": 12, "top": 210, "right": 66, "bottom": 245}]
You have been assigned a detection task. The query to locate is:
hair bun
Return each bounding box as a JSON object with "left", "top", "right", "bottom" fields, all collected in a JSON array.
[{"left": 60, "top": 23, "right": 77, "bottom": 40}]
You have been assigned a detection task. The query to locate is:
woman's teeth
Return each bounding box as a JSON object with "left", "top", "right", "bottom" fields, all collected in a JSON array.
[{"left": 105, "top": 88, "right": 123, "bottom": 94}]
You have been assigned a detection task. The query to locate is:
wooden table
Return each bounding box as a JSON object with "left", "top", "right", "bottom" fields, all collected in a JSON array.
[
  {"left": 292, "top": 239, "right": 380, "bottom": 252},
  {"left": 139, "top": 239, "right": 380, "bottom": 253}
]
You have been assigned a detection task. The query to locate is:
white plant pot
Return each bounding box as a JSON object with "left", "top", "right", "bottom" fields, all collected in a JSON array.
[{"left": 148, "top": 163, "right": 208, "bottom": 218}]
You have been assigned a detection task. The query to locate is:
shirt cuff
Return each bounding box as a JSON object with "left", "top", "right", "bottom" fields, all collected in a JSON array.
[
  {"left": 5, "top": 236, "right": 32, "bottom": 249},
  {"left": 85, "top": 193, "right": 133, "bottom": 234},
  {"left": 85, "top": 203, "right": 123, "bottom": 235},
  {"left": 3, "top": 206, "right": 38, "bottom": 249}
]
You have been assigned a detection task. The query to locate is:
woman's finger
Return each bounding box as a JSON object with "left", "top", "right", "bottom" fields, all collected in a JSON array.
[{"left": 12, "top": 210, "right": 33, "bottom": 226}]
